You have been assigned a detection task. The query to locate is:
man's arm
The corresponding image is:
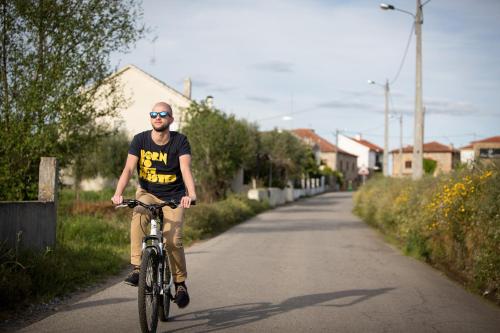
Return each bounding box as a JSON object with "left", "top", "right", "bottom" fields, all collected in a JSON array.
[
  {"left": 179, "top": 154, "right": 196, "bottom": 208},
  {"left": 111, "top": 154, "right": 139, "bottom": 204}
]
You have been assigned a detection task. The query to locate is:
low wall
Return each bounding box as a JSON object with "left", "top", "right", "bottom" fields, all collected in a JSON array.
[
  {"left": 0, "top": 157, "right": 58, "bottom": 251},
  {"left": 247, "top": 177, "right": 326, "bottom": 207},
  {"left": 268, "top": 188, "right": 286, "bottom": 207},
  {"left": 0, "top": 202, "right": 56, "bottom": 251}
]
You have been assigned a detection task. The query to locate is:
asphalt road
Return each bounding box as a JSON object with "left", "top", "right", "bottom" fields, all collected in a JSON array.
[{"left": 18, "top": 192, "right": 500, "bottom": 332}]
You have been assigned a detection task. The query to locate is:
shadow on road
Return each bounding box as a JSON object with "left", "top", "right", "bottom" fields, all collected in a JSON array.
[
  {"left": 62, "top": 297, "right": 134, "bottom": 312},
  {"left": 164, "top": 287, "right": 394, "bottom": 332}
]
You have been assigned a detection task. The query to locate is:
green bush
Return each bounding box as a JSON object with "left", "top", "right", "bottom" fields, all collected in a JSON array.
[
  {"left": 354, "top": 163, "right": 500, "bottom": 304},
  {"left": 184, "top": 195, "right": 269, "bottom": 243}
]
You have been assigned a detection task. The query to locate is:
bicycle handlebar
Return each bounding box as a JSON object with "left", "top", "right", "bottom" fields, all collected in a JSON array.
[{"left": 115, "top": 198, "right": 196, "bottom": 210}]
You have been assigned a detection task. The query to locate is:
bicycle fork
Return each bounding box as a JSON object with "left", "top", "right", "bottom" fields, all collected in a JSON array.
[{"left": 142, "top": 218, "right": 174, "bottom": 298}]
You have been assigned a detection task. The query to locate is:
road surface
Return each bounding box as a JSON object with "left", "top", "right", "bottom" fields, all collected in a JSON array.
[{"left": 18, "top": 192, "right": 500, "bottom": 332}]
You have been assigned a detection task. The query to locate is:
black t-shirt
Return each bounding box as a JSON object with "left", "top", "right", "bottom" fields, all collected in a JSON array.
[{"left": 129, "top": 130, "right": 191, "bottom": 201}]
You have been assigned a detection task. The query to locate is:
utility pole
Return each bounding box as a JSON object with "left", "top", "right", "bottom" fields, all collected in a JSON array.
[
  {"left": 383, "top": 79, "right": 390, "bottom": 177},
  {"left": 335, "top": 129, "right": 339, "bottom": 171},
  {"left": 413, "top": 0, "right": 424, "bottom": 179},
  {"left": 380, "top": 0, "right": 429, "bottom": 179},
  {"left": 399, "top": 113, "right": 403, "bottom": 176}
]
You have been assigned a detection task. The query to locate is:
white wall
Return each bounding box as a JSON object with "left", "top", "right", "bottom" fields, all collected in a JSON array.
[
  {"left": 460, "top": 149, "right": 474, "bottom": 165},
  {"left": 338, "top": 135, "right": 370, "bottom": 169}
]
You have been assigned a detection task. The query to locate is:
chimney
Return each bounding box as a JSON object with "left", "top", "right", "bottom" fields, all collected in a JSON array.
[
  {"left": 355, "top": 134, "right": 362, "bottom": 141},
  {"left": 205, "top": 95, "right": 214, "bottom": 109},
  {"left": 183, "top": 77, "right": 192, "bottom": 99}
]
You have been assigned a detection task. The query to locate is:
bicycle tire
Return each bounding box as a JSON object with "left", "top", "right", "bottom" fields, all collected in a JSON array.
[
  {"left": 158, "top": 255, "right": 172, "bottom": 322},
  {"left": 138, "top": 248, "right": 159, "bottom": 333}
]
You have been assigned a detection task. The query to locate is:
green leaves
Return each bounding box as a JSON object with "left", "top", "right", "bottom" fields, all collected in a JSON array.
[
  {"left": 183, "top": 101, "right": 317, "bottom": 200},
  {"left": 0, "top": 0, "right": 144, "bottom": 200},
  {"left": 183, "top": 102, "right": 259, "bottom": 202}
]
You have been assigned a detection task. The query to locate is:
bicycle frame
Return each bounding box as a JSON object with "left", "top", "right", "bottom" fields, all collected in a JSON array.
[{"left": 141, "top": 208, "right": 174, "bottom": 299}]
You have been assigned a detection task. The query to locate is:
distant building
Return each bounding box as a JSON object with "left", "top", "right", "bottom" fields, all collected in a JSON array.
[
  {"left": 291, "top": 129, "right": 358, "bottom": 188},
  {"left": 338, "top": 134, "right": 383, "bottom": 177},
  {"left": 391, "top": 141, "right": 460, "bottom": 177},
  {"left": 460, "top": 135, "right": 500, "bottom": 166}
]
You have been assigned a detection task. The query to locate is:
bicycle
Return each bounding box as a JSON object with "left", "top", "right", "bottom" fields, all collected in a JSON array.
[{"left": 116, "top": 198, "right": 195, "bottom": 333}]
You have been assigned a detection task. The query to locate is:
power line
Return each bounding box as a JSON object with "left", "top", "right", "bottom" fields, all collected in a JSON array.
[{"left": 390, "top": 23, "right": 415, "bottom": 86}]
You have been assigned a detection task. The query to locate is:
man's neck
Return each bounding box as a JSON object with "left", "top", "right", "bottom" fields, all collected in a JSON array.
[{"left": 151, "top": 129, "right": 170, "bottom": 145}]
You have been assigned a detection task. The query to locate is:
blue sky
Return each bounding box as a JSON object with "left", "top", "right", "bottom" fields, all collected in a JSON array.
[{"left": 112, "top": 0, "right": 500, "bottom": 150}]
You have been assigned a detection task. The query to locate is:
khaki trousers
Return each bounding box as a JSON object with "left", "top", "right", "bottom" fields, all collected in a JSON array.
[{"left": 131, "top": 188, "right": 187, "bottom": 283}]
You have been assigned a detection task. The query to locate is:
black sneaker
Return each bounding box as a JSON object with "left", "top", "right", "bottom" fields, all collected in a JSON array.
[
  {"left": 124, "top": 268, "right": 139, "bottom": 287},
  {"left": 174, "top": 283, "right": 190, "bottom": 308}
]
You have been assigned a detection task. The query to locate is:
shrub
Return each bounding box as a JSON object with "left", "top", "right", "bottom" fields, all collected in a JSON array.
[{"left": 354, "top": 163, "right": 500, "bottom": 304}]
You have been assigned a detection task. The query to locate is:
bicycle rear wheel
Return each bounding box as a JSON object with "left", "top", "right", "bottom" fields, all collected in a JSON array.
[
  {"left": 138, "top": 248, "right": 159, "bottom": 333},
  {"left": 158, "top": 255, "right": 172, "bottom": 322}
]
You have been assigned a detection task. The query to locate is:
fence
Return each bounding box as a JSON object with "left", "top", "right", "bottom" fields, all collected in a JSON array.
[{"left": 247, "top": 177, "right": 326, "bottom": 207}]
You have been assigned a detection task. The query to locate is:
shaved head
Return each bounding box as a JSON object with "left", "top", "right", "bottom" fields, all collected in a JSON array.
[
  {"left": 152, "top": 102, "right": 172, "bottom": 114},
  {"left": 150, "top": 101, "right": 174, "bottom": 132}
]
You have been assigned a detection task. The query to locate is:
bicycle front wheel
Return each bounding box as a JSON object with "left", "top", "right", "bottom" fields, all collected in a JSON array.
[
  {"left": 158, "top": 255, "right": 172, "bottom": 322},
  {"left": 138, "top": 248, "right": 159, "bottom": 333}
]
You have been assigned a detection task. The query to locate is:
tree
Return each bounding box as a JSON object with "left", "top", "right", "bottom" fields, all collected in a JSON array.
[
  {"left": 0, "top": 0, "right": 144, "bottom": 200},
  {"left": 259, "top": 130, "right": 313, "bottom": 188},
  {"left": 182, "top": 102, "right": 259, "bottom": 202}
]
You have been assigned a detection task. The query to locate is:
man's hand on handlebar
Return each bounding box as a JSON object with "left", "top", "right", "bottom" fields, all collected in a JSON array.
[
  {"left": 111, "top": 195, "right": 123, "bottom": 205},
  {"left": 180, "top": 195, "right": 196, "bottom": 208}
]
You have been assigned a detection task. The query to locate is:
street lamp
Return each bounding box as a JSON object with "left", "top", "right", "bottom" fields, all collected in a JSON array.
[
  {"left": 368, "top": 79, "right": 390, "bottom": 177},
  {"left": 380, "top": 1, "right": 427, "bottom": 180}
]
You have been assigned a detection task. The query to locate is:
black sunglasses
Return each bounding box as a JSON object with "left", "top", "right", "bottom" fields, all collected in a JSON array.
[{"left": 150, "top": 111, "right": 171, "bottom": 118}]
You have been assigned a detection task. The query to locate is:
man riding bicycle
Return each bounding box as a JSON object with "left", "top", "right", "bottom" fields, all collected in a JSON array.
[{"left": 111, "top": 101, "right": 196, "bottom": 309}]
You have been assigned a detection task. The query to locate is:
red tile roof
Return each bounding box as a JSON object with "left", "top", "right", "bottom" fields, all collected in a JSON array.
[
  {"left": 459, "top": 136, "right": 500, "bottom": 150},
  {"left": 459, "top": 144, "right": 473, "bottom": 150},
  {"left": 292, "top": 129, "right": 357, "bottom": 157},
  {"left": 471, "top": 135, "right": 500, "bottom": 144},
  {"left": 350, "top": 137, "right": 383, "bottom": 152},
  {"left": 390, "top": 141, "right": 458, "bottom": 154}
]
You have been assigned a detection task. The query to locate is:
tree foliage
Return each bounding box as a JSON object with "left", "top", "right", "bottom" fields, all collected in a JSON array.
[
  {"left": 423, "top": 158, "right": 438, "bottom": 175},
  {"left": 182, "top": 102, "right": 259, "bottom": 202},
  {"left": 76, "top": 128, "right": 130, "bottom": 180},
  {"left": 182, "top": 102, "right": 320, "bottom": 201},
  {"left": 259, "top": 130, "right": 315, "bottom": 188},
  {"left": 0, "top": 0, "right": 144, "bottom": 200}
]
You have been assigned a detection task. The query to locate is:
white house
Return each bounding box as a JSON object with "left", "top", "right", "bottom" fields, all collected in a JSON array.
[
  {"left": 338, "top": 134, "right": 383, "bottom": 176},
  {"left": 99, "top": 64, "right": 193, "bottom": 136}
]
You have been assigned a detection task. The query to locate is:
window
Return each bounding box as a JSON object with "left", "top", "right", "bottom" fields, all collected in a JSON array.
[
  {"left": 479, "top": 148, "right": 500, "bottom": 159},
  {"left": 405, "top": 161, "right": 412, "bottom": 169}
]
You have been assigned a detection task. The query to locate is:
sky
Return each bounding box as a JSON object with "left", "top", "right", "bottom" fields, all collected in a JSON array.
[{"left": 112, "top": 0, "right": 500, "bottom": 151}]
